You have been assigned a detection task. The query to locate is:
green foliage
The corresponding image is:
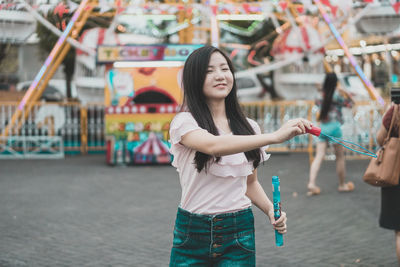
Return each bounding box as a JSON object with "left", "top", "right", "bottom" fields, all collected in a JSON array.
[
  {"left": 36, "top": 4, "right": 76, "bottom": 98},
  {"left": 0, "top": 44, "right": 18, "bottom": 74}
]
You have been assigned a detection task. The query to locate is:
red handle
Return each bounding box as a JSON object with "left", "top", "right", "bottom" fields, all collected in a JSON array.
[{"left": 306, "top": 126, "right": 321, "bottom": 137}]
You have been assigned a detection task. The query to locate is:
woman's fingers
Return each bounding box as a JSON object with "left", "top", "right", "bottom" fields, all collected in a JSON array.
[
  {"left": 302, "top": 119, "right": 313, "bottom": 130},
  {"left": 277, "top": 118, "right": 313, "bottom": 142},
  {"left": 269, "top": 210, "right": 287, "bottom": 234},
  {"left": 299, "top": 119, "right": 313, "bottom": 130},
  {"left": 274, "top": 212, "right": 287, "bottom": 224},
  {"left": 273, "top": 212, "right": 287, "bottom": 233},
  {"left": 276, "top": 228, "right": 287, "bottom": 234},
  {"left": 275, "top": 224, "right": 287, "bottom": 233},
  {"left": 289, "top": 119, "right": 312, "bottom": 134},
  {"left": 297, "top": 122, "right": 306, "bottom": 133}
]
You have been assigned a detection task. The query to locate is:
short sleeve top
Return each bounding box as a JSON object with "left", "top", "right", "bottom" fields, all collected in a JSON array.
[
  {"left": 316, "top": 92, "right": 353, "bottom": 124},
  {"left": 169, "top": 112, "right": 270, "bottom": 215}
]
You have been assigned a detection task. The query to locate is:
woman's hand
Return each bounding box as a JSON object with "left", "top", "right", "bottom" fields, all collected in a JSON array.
[
  {"left": 267, "top": 209, "right": 287, "bottom": 234},
  {"left": 337, "top": 87, "right": 355, "bottom": 103},
  {"left": 272, "top": 118, "right": 312, "bottom": 144}
]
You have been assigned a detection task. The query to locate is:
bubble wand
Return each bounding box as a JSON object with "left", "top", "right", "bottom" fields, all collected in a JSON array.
[
  {"left": 306, "top": 126, "right": 377, "bottom": 158},
  {"left": 272, "top": 176, "right": 283, "bottom": 247}
]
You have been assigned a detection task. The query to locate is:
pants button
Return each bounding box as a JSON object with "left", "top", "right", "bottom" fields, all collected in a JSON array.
[
  {"left": 212, "top": 253, "right": 220, "bottom": 258},
  {"left": 213, "top": 243, "right": 218, "bottom": 248}
]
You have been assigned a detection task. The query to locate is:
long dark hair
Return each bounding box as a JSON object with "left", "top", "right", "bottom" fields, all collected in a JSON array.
[
  {"left": 319, "top": 72, "right": 338, "bottom": 121},
  {"left": 182, "top": 45, "right": 261, "bottom": 172}
]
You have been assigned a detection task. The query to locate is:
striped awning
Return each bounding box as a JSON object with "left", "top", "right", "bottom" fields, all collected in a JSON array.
[{"left": 134, "top": 132, "right": 169, "bottom": 155}]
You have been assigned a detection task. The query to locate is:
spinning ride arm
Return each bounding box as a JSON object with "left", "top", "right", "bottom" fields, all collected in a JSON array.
[
  {"left": 1, "top": 0, "right": 96, "bottom": 139},
  {"left": 314, "top": 0, "right": 384, "bottom": 106}
]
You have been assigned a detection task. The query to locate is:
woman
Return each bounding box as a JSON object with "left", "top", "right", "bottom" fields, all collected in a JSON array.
[
  {"left": 169, "top": 46, "right": 312, "bottom": 266},
  {"left": 376, "top": 103, "right": 400, "bottom": 264},
  {"left": 307, "top": 72, "right": 355, "bottom": 196}
]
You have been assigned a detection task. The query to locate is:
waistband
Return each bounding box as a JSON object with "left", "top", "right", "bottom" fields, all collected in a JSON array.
[
  {"left": 175, "top": 207, "right": 254, "bottom": 240},
  {"left": 177, "top": 207, "right": 252, "bottom": 220}
]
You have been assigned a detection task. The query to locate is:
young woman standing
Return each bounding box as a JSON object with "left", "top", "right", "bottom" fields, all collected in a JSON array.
[
  {"left": 307, "top": 72, "right": 355, "bottom": 196},
  {"left": 169, "top": 46, "right": 312, "bottom": 266}
]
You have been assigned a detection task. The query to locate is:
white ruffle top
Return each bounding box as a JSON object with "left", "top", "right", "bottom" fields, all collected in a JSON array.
[{"left": 169, "top": 112, "right": 270, "bottom": 214}]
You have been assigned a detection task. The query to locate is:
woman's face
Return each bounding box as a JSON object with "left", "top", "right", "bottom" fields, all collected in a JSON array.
[{"left": 202, "top": 52, "right": 233, "bottom": 102}]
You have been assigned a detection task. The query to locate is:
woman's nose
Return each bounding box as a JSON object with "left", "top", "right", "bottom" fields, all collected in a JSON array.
[{"left": 214, "top": 70, "right": 224, "bottom": 80}]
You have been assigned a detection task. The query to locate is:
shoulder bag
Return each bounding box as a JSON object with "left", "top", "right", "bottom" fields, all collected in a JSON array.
[{"left": 363, "top": 104, "right": 400, "bottom": 187}]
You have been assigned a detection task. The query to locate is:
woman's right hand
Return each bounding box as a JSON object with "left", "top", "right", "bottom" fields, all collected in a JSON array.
[{"left": 272, "top": 118, "right": 312, "bottom": 144}]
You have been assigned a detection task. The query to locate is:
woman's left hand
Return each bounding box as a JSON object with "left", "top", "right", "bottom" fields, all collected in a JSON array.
[{"left": 267, "top": 210, "right": 287, "bottom": 234}]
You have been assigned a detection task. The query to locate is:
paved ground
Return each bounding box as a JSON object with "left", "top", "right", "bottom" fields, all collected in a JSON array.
[{"left": 0, "top": 153, "right": 397, "bottom": 266}]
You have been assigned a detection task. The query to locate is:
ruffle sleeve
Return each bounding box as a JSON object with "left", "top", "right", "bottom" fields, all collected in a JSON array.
[
  {"left": 169, "top": 112, "right": 204, "bottom": 145},
  {"left": 208, "top": 152, "right": 254, "bottom": 177},
  {"left": 208, "top": 118, "right": 271, "bottom": 178},
  {"left": 169, "top": 112, "right": 205, "bottom": 170}
]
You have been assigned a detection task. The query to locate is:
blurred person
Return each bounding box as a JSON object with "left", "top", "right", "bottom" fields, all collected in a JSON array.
[
  {"left": 169, "top": 46, "right": 312, "bottom": 266},
  {"left": 307, "top": 72, "right": 355, "bottom": 196},
  {"left": 376, "top": 102, "right": 400, "bottom": 264}
]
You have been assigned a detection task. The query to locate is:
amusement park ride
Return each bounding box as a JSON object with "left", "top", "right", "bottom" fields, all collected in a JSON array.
[{"left": 0, "top": 0, "right": 396, "bottom": 163}]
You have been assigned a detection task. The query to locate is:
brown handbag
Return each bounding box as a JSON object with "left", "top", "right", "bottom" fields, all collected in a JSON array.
[{"left": 363, "top": 104, "right": 400, "bottom": 187}]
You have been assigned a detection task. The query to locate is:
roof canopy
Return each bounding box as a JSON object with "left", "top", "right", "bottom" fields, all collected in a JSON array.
[{"left": 0, "top": 10, "right": 36, "bottom": 44}]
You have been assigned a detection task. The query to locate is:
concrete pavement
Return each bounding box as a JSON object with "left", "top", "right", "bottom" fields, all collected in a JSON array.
[{"left": 0, "top": 153, "right": 396, "bottom": 266}]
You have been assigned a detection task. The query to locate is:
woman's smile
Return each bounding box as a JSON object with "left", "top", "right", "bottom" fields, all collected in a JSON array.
[{"left": 214, "top": 83, "right": 227, "bottom": 88}]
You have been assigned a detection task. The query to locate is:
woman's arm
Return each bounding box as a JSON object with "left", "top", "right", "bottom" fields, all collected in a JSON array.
[
  {"left": 337, "top": 86, "right": 355, "bottom": 105},
  {"left": 180, "top": 118, "right": 312, "bottom": 157},
  {"left": 246, "top": 169, "right": 273, "bottom": 214},
  {"left": 377, "top": 105, "right": 394, "bottom": 146},
  {"left": 246, "top": 169, "right": 287, "bottom": 234},
  {"left": 376, "top": 124, "right": 388, "bottom": 147}
]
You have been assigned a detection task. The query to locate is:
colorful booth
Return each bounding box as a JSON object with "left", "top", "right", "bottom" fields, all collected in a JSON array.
[{"left": 97, "top": 44, "right": 202, "bottom": 165}]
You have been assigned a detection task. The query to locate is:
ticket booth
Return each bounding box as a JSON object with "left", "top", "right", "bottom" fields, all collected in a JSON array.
[{"left": 97, "top": 44, "right": 202, "bottom": 165}]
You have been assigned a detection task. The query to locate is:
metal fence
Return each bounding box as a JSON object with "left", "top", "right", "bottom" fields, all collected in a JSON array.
[
  {"left": 0, "top": 102, "right": 105, "bottom": 158},
  {"left": 0, "top": 100, "right": 384, "bottom": 160},
  {"left": 241, "top": 100, "right": 385, "bottom": 161}
]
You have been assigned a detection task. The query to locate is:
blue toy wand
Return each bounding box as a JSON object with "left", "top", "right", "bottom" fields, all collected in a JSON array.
[{"left": 272, "top": 176, "right": 284, "bottom": 247}]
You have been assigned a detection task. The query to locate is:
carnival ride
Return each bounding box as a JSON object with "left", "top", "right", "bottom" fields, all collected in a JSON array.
[
  {"left": 0, "top": 0, "right": 106, "bottom": 158},
  {"left": 1, "top": 0, "right": 96, "bottom": 139},
  {"left": 1, "top": 0, "right": 398, "bottom": 161},
  {"left": 17, "top": 0, "right": 387, "bottom": 102},
  {"left": 80, "top": 0, "right": 390, "bottom": 104}
]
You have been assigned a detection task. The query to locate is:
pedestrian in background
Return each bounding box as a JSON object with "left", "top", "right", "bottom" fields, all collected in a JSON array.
[
  {"left": 169, "top": 46, "right": 312, "bottom": 266},
  {"left": 376, "top": 102, "right": 400, "bottom": 264},
  {"left": 307, "top": 72, "right": 355, "bottom": 196}
]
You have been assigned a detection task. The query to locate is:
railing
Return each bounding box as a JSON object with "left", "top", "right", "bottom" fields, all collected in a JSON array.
[
  {"left": 0, "top": 100, "right": 385, "bottom": 160},
  {"left": 0, "top": 136, "right": 64, "bottom": 159},
  {"left": 241, "top": 100, "right": 385, "bottom": 162},
  {"left": 0, "top": 101, "right": 105, "bottom": 157}
]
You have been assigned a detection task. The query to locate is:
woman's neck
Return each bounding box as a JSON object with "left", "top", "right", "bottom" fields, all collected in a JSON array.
[
  {"left": 207, "top": 100, "right": 231, "bottom": 133},
  {"left": 207, "top": 100, "right": 226, "bottom": 120}
]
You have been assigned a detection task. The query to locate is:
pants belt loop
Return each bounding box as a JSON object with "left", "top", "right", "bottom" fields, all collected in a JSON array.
[
  {"left": 233, "top": 212, "right": 237, "bottom": 239},
  {"left": 187, "top": 212, "right": 192, "bottom": 233}
]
